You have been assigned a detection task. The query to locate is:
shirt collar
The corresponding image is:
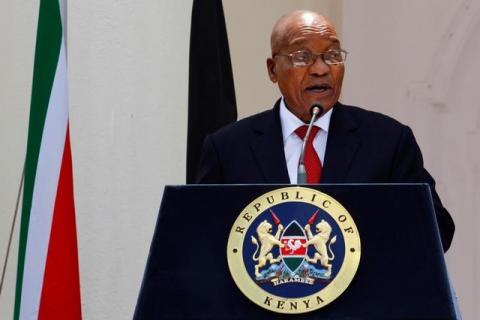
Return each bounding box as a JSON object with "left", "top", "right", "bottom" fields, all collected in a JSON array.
[{"left": 279, "top": 98, "right": 333, "bottom": 142}]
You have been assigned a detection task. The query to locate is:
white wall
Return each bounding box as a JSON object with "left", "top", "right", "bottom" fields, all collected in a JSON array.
[
  {"left": 1, "top": 0, "right": 477, "bottom": 319},
  {"left": 0, "top": 1, "right": 192, "bottom": 319},
  {"left": 342, "top": 2, "right": 479, "bottom": 319},
  {"left": 0, "top": 1, "right": 38, "bottom": 318}
]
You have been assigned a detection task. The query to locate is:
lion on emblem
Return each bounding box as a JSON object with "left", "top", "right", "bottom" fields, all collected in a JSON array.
[
  {"left": 251, "top": 220, "right": 284, "bottom": 277},
  {"left": 303, "top": 220, "right": 337, "bottom": 277}
]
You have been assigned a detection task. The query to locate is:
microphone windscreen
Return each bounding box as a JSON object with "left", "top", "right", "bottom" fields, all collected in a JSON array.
[{"left": 310, "top": 104, "right": 324, "bottom": 116}]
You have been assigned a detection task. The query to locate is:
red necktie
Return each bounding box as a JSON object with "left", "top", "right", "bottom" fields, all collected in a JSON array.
[{"left": 295, "top": 125, "right": 322, "bottom": 183}]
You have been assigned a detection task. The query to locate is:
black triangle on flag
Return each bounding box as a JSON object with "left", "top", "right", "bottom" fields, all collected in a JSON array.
[{"left": 186, "top": 0, "right": 237, "bottom": 183}]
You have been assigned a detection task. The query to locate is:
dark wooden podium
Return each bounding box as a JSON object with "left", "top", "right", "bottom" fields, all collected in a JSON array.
[{"left": 134, "top": 184, "right": 456, "bottom": 319}]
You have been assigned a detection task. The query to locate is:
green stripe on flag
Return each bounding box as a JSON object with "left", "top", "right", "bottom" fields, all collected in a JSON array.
[{"left": 14, "top": 0, "right": 62, "bottom": 318}]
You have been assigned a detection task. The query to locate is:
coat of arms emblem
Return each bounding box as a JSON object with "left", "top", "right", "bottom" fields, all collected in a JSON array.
[
  {"left": 227, "top": 187, "right": 361, "bottom": 314},
  {"left": 251, "top": 209, "right": 337, "bottom": 285}
]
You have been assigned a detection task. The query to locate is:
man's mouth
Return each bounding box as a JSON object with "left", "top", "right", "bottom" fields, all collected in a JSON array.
[{"left": 305, "top": 84, "right": 332, "bottom": 94}]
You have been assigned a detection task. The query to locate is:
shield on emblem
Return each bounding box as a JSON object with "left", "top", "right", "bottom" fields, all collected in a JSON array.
[{"left": 280, "top": 221, "right": 307, "bottom": 273}]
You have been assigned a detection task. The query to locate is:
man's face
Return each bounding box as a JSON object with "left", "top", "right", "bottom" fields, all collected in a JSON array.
[{"left": 267, "top": 15, "right": 344, "bottom": 122}]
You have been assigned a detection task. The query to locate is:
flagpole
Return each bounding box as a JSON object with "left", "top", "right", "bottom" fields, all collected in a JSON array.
[
  {"left": 61, "top": 0, "right": 67, "bottom": 53},
  {"left": 0, "top": 164, "right": 25, "bottom": 296}
]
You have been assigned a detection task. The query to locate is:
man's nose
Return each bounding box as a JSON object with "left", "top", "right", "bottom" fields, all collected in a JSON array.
[{"left": 308, "top": 55, "right": 330, "bottom": 76}]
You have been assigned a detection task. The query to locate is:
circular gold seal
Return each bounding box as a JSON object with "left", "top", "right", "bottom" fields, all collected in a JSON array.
[{"left": 227, "top": 187, "right": 361, "bottom": 314}]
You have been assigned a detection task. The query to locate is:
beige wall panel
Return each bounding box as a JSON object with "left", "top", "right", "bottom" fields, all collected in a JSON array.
[{"left": 69, "top": 1, "right": 192, "bottom": 318}]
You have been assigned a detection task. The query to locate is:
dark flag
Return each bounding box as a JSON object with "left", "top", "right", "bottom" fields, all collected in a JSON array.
[{"left": 186, "top": 0, "right": 237, "bottom": 183}]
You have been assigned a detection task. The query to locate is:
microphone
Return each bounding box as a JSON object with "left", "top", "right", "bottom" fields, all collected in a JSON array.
[{"left": 297, "top": 104, "right": 323, "bottom": 184}]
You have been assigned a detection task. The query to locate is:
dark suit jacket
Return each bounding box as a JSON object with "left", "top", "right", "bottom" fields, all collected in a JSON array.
[{"left": 196, "top": 100, "right": 454, "bottom": 251}]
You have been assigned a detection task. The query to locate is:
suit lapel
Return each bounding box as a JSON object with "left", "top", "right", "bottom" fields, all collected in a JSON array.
[
  {"left": 322, "top": 104, "right": 360, "bottom": 182},
  {"left": 249, "top": 100, "right": 290, "bottom": 183}
]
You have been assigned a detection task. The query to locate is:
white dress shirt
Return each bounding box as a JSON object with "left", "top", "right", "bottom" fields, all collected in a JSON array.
[{"left": 279, "top": 98, "right": 332, "bottom": 183}]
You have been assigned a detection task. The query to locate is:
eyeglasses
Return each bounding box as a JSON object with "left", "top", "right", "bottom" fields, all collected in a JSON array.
[{"left": 275, "top": 49, "right": 348, "bottom": 67}]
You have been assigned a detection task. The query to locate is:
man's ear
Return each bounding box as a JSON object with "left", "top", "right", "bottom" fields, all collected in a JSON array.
[{"left": 266, "top": 58, "right": 277, "bottom": 83}]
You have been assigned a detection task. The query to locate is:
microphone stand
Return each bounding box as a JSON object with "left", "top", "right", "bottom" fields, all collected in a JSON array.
[{"left": 297, "top": 104, "right": 322, "bottom": 184}]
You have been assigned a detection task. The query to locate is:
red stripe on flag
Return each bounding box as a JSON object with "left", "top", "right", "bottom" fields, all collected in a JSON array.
[{"left": 38, "top": 127, "right": 82, "bottom": 319}]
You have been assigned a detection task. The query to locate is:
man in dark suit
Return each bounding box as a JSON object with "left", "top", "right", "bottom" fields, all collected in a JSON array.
[{"left": 195, "top": 10, "right": 454, "bottom": 251}]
